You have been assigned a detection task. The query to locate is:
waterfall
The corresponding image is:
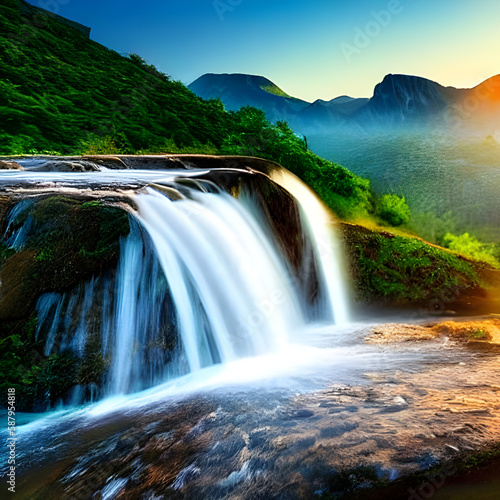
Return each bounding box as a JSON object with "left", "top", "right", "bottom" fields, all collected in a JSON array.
[
  {"left": 16, "top": 175, "right": 351, "bottom": 404},
  {"left": 269, "top": 169, "right": 352, "bottom": 324}
]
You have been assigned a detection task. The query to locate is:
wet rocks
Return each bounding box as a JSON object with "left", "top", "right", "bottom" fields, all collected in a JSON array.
[
  {"left": 0, "top": 160, "right": 23, "bottom": 170},
  {"left": 366, "top": 318, "right": 500, "bottom": 344}
]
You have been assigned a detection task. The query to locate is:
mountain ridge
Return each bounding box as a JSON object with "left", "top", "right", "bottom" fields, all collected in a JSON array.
[{"left": 189, "top": 72, "right": 500, "bottom": 133}]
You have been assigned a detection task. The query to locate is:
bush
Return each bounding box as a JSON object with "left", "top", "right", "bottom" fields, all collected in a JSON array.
[
  {"left": 443, "top": 232, "right": 499, "bottom": 268},
  {"left": 377, "top": 194, "right": 411, "bottom": 226}
]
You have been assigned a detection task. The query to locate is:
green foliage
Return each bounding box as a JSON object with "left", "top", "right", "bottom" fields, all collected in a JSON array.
[
  {"left": 468, "top": 328, "right": 487, "bottom": 340},
  {"left": 221, "top": 110, "right": 374, "bottom": 218},
  {"left": 344, "top": 225, "right": 482, "bottom": 305},
  {"left": 0, "top": 313, "right": 77, "bottom": 410},
  {"left": 260, "top": 84, "right": 291, "bottom": 98},
  {"left": 0, "top": 196, "right": 130, "bottom": 320},
  {"left": 443, "top": 232, "right": 500, "bottom": 268},
  {"left": 0, "top": 241, "right": 15, "bottom": 265},
  {"left": 377, "top": 194, "right": 411, "bottom": 226},
  {"left": 76, "top": 134, "right": 124, "bottom": 155},
  {"left": 0, "top": 2, "right": 230, "bottom": 154},
  {"left": 409, "top": 211, "right": 460, "bottom": 245}
]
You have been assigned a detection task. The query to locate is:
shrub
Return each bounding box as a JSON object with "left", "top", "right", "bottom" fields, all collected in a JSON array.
[
  {"left": 377, "top": 194, "right": 411, "bottom": 226},
  {"left": 443, "top": 232, "right": 499, "bottom": 268}
]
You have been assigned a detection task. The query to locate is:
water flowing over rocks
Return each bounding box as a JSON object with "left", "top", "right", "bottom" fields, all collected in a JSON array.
[{"left": 1, "top": 155, "right": 499, "bottom": 499}]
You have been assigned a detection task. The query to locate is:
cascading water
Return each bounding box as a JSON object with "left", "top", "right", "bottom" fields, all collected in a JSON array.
[{"left": 4, "top": 169, "right": 352, "bottom": 405}]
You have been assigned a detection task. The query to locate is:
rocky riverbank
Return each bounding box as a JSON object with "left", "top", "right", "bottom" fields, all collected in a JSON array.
[{"left": 9, "top": 317, "right": 500, "bottom": 500}]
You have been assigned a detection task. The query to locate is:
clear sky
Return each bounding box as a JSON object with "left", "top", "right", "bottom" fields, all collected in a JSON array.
[{"left": 28, "top": 0, "right": 500, "bottom": 102}]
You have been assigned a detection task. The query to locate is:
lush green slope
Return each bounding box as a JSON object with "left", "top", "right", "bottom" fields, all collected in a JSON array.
[
  {"left": 0, "top": 0, "right": 382, "bottom": 220},
  {"left": 0, "top": 0, "right": 231, "bottom": 154}
]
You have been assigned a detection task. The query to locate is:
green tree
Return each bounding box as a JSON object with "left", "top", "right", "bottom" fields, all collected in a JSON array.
[{"left": 377, "top": 194, "right": 411, "bottom": 226}]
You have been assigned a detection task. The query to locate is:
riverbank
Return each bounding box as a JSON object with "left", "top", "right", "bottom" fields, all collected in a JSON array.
[{"left": 6, "top": 316, "right": 499, "bottom": 499}]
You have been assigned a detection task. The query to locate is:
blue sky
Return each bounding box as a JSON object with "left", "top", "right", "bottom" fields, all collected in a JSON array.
[{"left": 29, "top": 0, "right": 500, "bottom": 101}]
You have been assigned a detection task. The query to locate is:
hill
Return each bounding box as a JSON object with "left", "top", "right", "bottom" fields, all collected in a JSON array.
[
  {"left": 188, "top": 73, "right": 309, "bottom": 123},
  {"left": 0, "top": 0, "right": 231, "bottom": 154},
  {"left": 0, "top": 0, "right": 378, "bottom": 221}
]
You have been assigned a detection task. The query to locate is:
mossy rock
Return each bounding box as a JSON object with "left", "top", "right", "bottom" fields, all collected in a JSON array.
[
  {"left": 341, "top": 222, "right": 489, "bottom": 312},
  {"left": 0, "top": 250, "right": 38, "bottom": 318},
  {"left": 0, "top": 196, "right": 130, "bottom": 320}
]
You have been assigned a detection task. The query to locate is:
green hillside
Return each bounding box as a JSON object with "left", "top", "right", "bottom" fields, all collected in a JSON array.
[
  {"left": 0, "top": 0, "right": 232, "bottom": 154},
  {"left": 0, "top": 0, "right": 379, "bottom": 220}
]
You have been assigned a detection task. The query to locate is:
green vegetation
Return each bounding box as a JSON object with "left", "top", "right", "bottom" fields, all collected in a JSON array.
[
  {"left": 260, "top": 84, "right": 291, "bottom": 98},
  {"left": 0, "top": 313, "right": 77, "bottom": 410},
  {"left": 0, "top": 196, "right": 130, "bottom": 320},
  {"left": 0, "top": 0, "right": 229, "bottom": 154},
  {"left": 0, "top": 196, "right": 127, "bottom": 410},
  {"left": 220, "top": 114, "right": 373, "bottom": 218},
  {"left": 443, "top": 232, "right": 500, "bottom": 268},
  {"left": 0, "top": 1, "right": 378, "bottom": 220},
  {"left": 0, "top": 1, "right": 497, "bottom": 321},
  {"left": 342, "top": 223, "right": 484, "bottom": 307},
  {"left": 467, "top": 328, "right": 488, "bottom": 340},
  {"left": 0, "top": 313, "right": 108, "bottom": 410},
  {"left": 376, "top": 193, "right": 411, "bottom": 227},
  {"left": 409, "top": 211, "right": 460, "bottom": 245}
]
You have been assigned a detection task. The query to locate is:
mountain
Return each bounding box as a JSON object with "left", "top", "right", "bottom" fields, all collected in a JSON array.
[
  {"left": 354, "top": 74, "right": 460, "bottom": 124},
  {"left": 188, "top": 73, "right": 310, "bottom": 123},
  {"left": 294, "top": 95, "right": 369, "bottom": 131},
  {"left": 459, "top": 74, "right": 500, "bottom": 131},
  {"left": 0, "top": 0, "right": 379, "bottom": 223},
  {"left": 189, "top": 72, "right": 500, "bottom": 135}
]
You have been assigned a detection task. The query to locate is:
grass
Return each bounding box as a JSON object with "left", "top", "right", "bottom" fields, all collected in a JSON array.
[{"left": 342, "top": 223, "right": 485, "bottom": 306}]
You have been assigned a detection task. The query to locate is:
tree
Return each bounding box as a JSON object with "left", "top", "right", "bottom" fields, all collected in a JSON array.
[{"left": 377, "top": 194, "right": 411, "bottom": 226}]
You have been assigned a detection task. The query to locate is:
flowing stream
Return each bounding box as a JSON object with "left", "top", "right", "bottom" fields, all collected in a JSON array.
[{"left": 1, "top": 160, "right": 498, "bottom": 499}]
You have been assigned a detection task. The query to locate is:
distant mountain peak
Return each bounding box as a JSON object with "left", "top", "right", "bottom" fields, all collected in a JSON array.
[
  {"left": 471, "top": 74, "right": 500, "bottom": 102},
  {"left": 188, "top": 73, "right": 309, "bottom": 122},
  {"left": 190, "top": 73, "right": 296, "bottom": 99}
]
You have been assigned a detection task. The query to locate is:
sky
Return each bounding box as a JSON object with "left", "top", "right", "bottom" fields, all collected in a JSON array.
[{"left": 28, "top": 0, "right": 500, "bottom": 102}]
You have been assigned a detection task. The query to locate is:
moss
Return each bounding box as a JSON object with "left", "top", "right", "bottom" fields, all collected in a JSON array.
[
  {"left": 346, "top": 443, "right": 500, "bottom": 500},
  {"left": 342, "top": 222, "right": 485, "bottom": 309},
  {"left": 0, "top": 241, "right": 15, "bottom": 265},
  {"left": 0, "top": 196, "right": 130, "bottom": 319},
  {"left": 467, "top": 328, "right": 488, "bottom": 340},
  {"left": 0, "top": 250, "right": 38, "bottom": 318},
  {"left": 318, "top": 465, "right": 388, "bottom": 498},
  {"left": 0, "top": 196, "right": 132, "bottom": 408},
  {"left": 0, "top": 311, "right": 107, "bottom": 410}
]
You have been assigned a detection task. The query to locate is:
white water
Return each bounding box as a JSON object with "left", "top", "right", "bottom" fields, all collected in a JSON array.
[
  {"left": 14, "top": 175, "right": 352, "bottom": 402},
  {"left": 134, "top": 188, "right": 303, "bottom": 370},
  {"left": 270, "top": 169, "right": 352, "bottom": 324}
]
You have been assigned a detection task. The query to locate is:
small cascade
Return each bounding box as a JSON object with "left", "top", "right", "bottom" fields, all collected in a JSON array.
[
  {"left": 270, "top": 169, "right": 352, "bottom": 324},
  {"left": 6, "top": 172, "right": 352, "bottom": 405}
]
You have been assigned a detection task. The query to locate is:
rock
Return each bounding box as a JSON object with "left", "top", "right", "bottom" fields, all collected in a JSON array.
[
  {"left": 282, "top": 409, "right": 314, "bottom": 419},
  {"left": 0, "top": 160, "right": 23, "bottom": 170},
  {"left": 319, "top": 422, "right": 359, "bottom": 438},
  {"left": 392, "top": 396, "right": 408, "bottom": 406},
  {"left": 54, "top": 161, "right": 100, "bottom": 172}
]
